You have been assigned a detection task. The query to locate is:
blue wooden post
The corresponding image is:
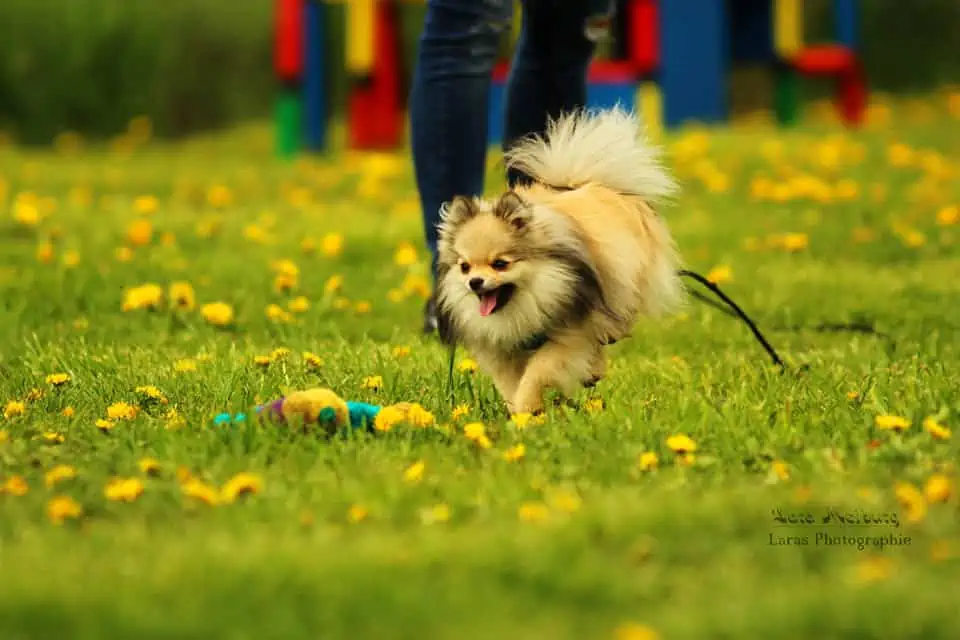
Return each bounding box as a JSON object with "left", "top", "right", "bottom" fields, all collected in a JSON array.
[
  {"left": 834, "top": 0, "right": 858, "bottom": 49},
  {"left": 659, "top": 0, "right": 729, "bottom": 127},
  {"left": 303, "top": 0, "right": 327, "bottom": 151}
]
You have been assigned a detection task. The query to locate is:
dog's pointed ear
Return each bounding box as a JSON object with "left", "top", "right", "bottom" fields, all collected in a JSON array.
[
  {"left": 493, "top": 191, "right": 532, "bottom": 232},
  {"left": 438, "top": 196, "right": 478, "bottom": 235}
]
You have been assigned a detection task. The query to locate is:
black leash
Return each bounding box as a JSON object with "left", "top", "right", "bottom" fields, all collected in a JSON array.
[{"left": 677, "top": 269, "right": 786, "bottom": 370}]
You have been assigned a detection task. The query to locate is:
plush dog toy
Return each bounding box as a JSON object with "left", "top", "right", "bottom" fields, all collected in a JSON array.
[{"left": 213, "top": 387, "right": 433, "bottom": 434}]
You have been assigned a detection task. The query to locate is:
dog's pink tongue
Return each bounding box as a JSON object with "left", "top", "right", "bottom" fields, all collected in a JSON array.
[{"left": 478, "top": 293, "right": 498, "bottom": 317}]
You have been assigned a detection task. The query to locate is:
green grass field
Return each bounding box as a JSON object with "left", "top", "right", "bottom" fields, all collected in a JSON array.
[{"left": 1, "top": 94, "right": 959, "bottom": 639}]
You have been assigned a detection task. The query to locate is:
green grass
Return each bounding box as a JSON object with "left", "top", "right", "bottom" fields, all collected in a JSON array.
[{"left": 1, "top": 96, "right": 959, "bottom": 639}]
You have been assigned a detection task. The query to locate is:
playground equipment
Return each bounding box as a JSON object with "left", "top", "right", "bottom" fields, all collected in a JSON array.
[{"left": 273, "top": 0, "right": 867, "bottom": 156}]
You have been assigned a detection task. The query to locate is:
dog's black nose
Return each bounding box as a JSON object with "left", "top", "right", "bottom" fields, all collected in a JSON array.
[{"left": 469, "top": 277, "right": 485, "bottom": 292}]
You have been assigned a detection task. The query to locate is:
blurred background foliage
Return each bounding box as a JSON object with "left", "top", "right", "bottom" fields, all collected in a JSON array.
[{"left": 0, "top": 0, "right": 957, "bottom": 144}]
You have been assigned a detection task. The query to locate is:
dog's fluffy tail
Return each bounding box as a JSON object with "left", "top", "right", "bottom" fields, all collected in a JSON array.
[{"left": 503, "top": 105, "right": 677, "bottom": 202}]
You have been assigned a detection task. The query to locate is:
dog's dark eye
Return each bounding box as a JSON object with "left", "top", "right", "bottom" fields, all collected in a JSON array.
[
  {"left": 459, "top": 262, "right": 470, "bottom": 274},
  {"left": 491, "top": 259, "right": 510, "bottom": 271}
]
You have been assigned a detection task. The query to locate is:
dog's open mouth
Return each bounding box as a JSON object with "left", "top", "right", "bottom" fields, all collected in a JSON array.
[{"left": 477, "top": 284, "right": 516, "bottom": 317}]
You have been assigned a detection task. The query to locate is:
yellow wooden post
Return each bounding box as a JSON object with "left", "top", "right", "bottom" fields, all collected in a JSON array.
[
  {"left": 637, "top": 82, "right": 663, "bottom": 141},
  {"left": 774, "top": 0, "right": 803, "bottom": 58},
  {"left": 346, "top": 0, "right": 376, "bottom": 75}
]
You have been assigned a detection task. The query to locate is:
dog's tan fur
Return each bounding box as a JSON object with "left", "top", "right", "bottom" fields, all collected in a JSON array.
[{"left": 436, "top": 107, "right": 684, "bottom": 414}]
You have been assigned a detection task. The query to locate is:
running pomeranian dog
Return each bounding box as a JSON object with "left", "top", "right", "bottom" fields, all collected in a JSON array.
[{"left": 435, "top": 107, "right": 684, "bottom": 415}]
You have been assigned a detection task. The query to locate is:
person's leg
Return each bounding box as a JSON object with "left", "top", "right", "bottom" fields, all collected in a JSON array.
[
  {"left": 502, "top": 0, "right": 613, "bottom": 187},
  {"left": 410, "top": 0, "right": 513, "bottom": 333}
]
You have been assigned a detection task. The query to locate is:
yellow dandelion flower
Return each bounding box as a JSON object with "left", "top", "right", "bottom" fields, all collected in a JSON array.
[
  {"left": 45, "top": 465, "right": 76, "bottom": 488},
  {"left": 666, "top": 434, "right": 697, "bottom": 454},
  {"left": 374, "top": 405, "right": 406, "bottom": 432},
  {"left": 107, "top": 402, "right": 138, "bottom": 420},
  {"left": 25, "top": 388, "right": 43, "bottom": 402},
  {"left": 4, "top": 400, "right": 25, "bottom": 419},
  {"left": 706, "top": 265, "right": 732, "bottom": 284},
  {"left": 164, "top": 407, "right": 186, "bottom": 430},
  {"left": 638, "top": 452, "right": 658, "bottom": 471},
  {"left": 923, "top": 417, "right": 951, "bottom": 440},
  {"left": 2, "top": 475, "right": 29, "bottom": 496},
  {"left": 253, "top": 355, "right": 272, "bottom": 367},
  {"left": 886, "top": 143, "right": 914, "bottom": 167},
  {"left": 321, "top": 232, "right": 344, "bottom": 257},
  {"left": 583, "top": 398, "right": 605, "bottom": 414},
  {"left": 324, "top": 274, "right": 344, "bottom": 294},
  {"left": 504, "top": 444, "right": 526, "bottom": 462},
  {"left": 126, "top": 218, "right": 153, "bottom": 246},
  {"left": 47, "top": 373, "right": 70, "bottom": 387},
  {"left": 406, "top": 404, "right": 435, "bottom": 428},
  {"left": 206, "top": 184, "right": 233, "bottom": 209},
  {"left": 936, "top": 205, "right": 958, "bottom": 227},
  {"left": 678, "top": 453, "right": 696, "bottom": 466},
  {"left": 420, "top": 503, "right": 451, "bottom": 525},
  {"left": 362, "top": 376, "right": 383, "bottom": 391},
  {"left": 288, "top": 296, "right": 310, "bottom": 313},
  {"left": 133, "top": 195, "right": 159, "bottom": 215},
  {"left": 181, "top": 478, "right": 220, "bottom": 506},
  {"left": 265, "top": 303, "right": 293, "bottom": 323},
  {"left": 270, "top": 348, "right": 290, "bottom": 360},
  {"left": 273, "top": 272, "right": 298, "bottom": 294},
  {"left": 104, "top": 477, "right": 144, "bottom": 502},
  {"left": 42, "top": 432, "right": 64, "bottom": 444},
  {"left": 518, "top": 501, "right": 550, "bottom": 523},
  {"left": 401, "top": 273, "right": 431, "bottom": 298},
  {"left": 875, "top": 414, "right": 910, "bottom": 433},
  {"left": 392, "top": 345, "right": 411, "bottom": 358},
  {"left": 613, "top": 622, "right": 660, "bottom": 640},
  {"left": 781, "top": 232, "right": 809, "bottom": 252},
  {"left": 302, "top": 351, "right": 324, "bottom": 369},
  {"left": 36, "top": 241, "right": 54, "bottom": 264},
  {"left": 851, "top": 555, "right": 893, "bottom": 585},
  {"left": 403, "top": 461, "right": 425, "bottom": 483},
  {"left": 894, "top": 482, "right": 927, "bottom": 524},
  {"left": 221, "top": 472, "right": 263, "bottom": 503},
  {"left": 138, "top": 458, "right": 162, "bottom": 476},
  {"left": 394, "top": 241, "right": 418, "bottom": 266},
  {"left": 770, "top": 460, "right": 790, "bottom": 481},
  {"left": 457, "top": 358, "right": 478, "bottom": 374},
  {"left": 135, "top": 385, "right": 167, "bottom": 404},
  {"left": 96, "top": 419, "right": 115, "bottom": 432},
  {"left": 121, "top": 283, "right": 163, "bottom": 312},
  {"left": 47, "top": 496, "right": 82, "bottom": 525},
  {"left": 451, "top": 404, "right": 471, "bottom": 420},
  {"left": 14, "top": 199, "right": 41, "bottom": 226},
  {"left": 846, "top": 391, "right": 859, "bottom": 400},
  {"left": 347, "top": 504, "right": 369, "bottom": 523},
  {"left": 463, "top": 422, "right": 486, "bottom": 441},
  {"left": 174, "top": 358, "right": 197, "bottom": 373},
  {"left": 924, "top": 474, "right": 952, "bottom": 504},
  {"left": 168, "top": 282, "right": 196, "bottom": 311},
  {"left": 201, "top": 302, "right": 234, "bottom": 327},
  {"left": 243, "top": 224, "right": 267, "bottom": 244},
  {"left": 354, "top": 301, "right": 372, "bottom": 314}
]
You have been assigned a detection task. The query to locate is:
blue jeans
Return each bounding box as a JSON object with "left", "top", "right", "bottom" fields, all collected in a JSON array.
[{"left": 410, "top": 0, "right": 613, "bottom": 280}]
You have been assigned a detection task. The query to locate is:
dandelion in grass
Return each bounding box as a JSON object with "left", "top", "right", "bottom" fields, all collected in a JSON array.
[
  {"left": 770, "top": 460, "right": 790, "bottom": 481},
  {"left": 464, "top": 422, "right": 492, "bottom": 449},
  {"left": 451, "top": 404, "right": 470, "bottom": 421},
  {"left": 332, "top": 297, "right": 350, "bottom": 310},
  {"left": 133, "top": 195, "right": 159, "bottom": 215},
  {"left": 138, "top": 458, "right": 162, "bottom": 476},
  {"left": 406, "top": 404, "right": 435, "bottom": 428},
  {"left": 126, "top": 219, "right": 153, "bottom": 246},
  {"left": 666, "top": 434, "right": 697, "bottom": 455},
  {"left": 547, "top": 489, "right": 582, "bottom": 514},
  {"left": 164, "top": 408, "right": 186, "bottom": 430},
  {"left": 321, "top": 232, "right": 344, "bottom": 257},
  {"left": 36, "top": 241, "right": 54, "bottom": 264},
  {"left": 47, "top": 496, "right": 82, "bottom": 525},
  {"left": 706, "top": 265, "right": 732, "bottom": 284},
  {"left": 347, "top": 504, "right": 368, "bottom": 524},
  {"left": 518, "top": 502, "right": 549, "bottom": 523},
  {"left": 25, "top": 388, "right": 43, "bottom": 402},
  {"left": 613, "top": 622, "right": 661, "bottom": 640},
  {"left": 4, "top": 400, "right": 26, "bottom": 419},
  {"left": 894, "top": 482, "right": 927, "bottom": 524},
  {"left": 362, "top": 376, "right": 383, "bottom": 392},
  {"left": 392, "top": 345, "right": 411, "bottom": 358},
  {"left": 45, "top": 465, "right": 76, "bottom": 488},
  {"left": 42, "top": 432, "right": 64, "bottom": 444},
  {"left": 504, "top": 444, "right": 526, "bottom": 462},
  {"left": 923, "top": 416, "right": 951, "bottom": 440},
  {"left": 206, "top": 184, "right": 233, "bottom": 209},
  {"left": 173, "top": 359, "right": 197, "bottom": 373},
  {"left": 924, "top": 474, "right": 951, "bottom": 504},
  {"left": 96, "top": 419, "right": 115, "bottom": 432},
  {"left": 354, "top": 301, "right": 372, "bottom": 314},
  {"left": 273, "top": 272, "right": 298, "bottom": 294},
  {"left": 135, "top": 386, "right": 168, "bottom": 405},
  {"left": 302, "top": 351, "right": 323, "bottom": 369},
  {"left": 182, "top": 479, "right": 220, "bottom": 506},
  {"left": 936, "top": 205, "right": 958, "bottom": 226},
  {"left": 875, "top": 414, "right": 910, "bottom": 433},
  {"left": 324, "top": 274, "right": 344, "bottom": 294},
  {"left": 403, "top": 461, "right": 425, "bottom": 483},
  {"left": 221, "top": 472, "right": 263, "bottom": 503},
  {"left": 583, "top": 398, "right": 605, "bottom": 414},
  {"left": 387, "top": 289, "right": 405, "bottom": 303},
  {"left": 107, "top": 401, "right": 138, "bottom": 421},
  {"left": 104, "top": 477, "right": 144, "bottom": 502},
  {"left": 288, "top": 296, "right": 310, "bottom": 313},
  {"left": 394, "top": 241, "right": 418, "bottom": 267},
  {"left": 457, "top": 358, "right": 478, "bottom": 374},
  {"left": 169, "top": 282, "right": 196, "bottom": 311},
  {"left": 254, "top": 355, "right": 272, "bottom": 368},
  {"left": 638, "top": 452, "right": 658, "bottom": 472},
  {"left": 266, "top": 303, "right": 293, "bottom": 323},
  {"left": 122, "top": 283, "right": 163, "bottom": 312},
  {"left": 2, "top": 475, "right": 29, "bottom": 496},
  {"left": 374, "top": 405, "right": 405, "bottom": 432},
  {"left": 46, "top": 373, "right": 71, "bottom": 387},
  {"left": 201, "top": 302, "right": 234, "bottom": 327}
]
